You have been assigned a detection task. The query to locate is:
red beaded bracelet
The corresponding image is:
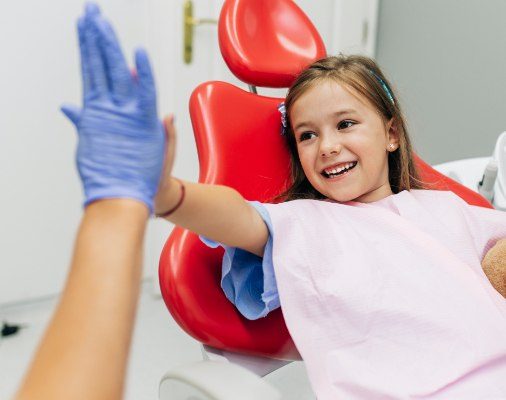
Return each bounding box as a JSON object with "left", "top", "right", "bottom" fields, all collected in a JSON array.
[{"left": 155, "top": 178, "right": 185, "bottom": 218}]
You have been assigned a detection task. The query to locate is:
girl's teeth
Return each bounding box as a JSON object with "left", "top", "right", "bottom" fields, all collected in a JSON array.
[
  {"left": 326, "top": 163, "right": 353, "bottom": 174},
  {"left": 324, "top": 161, "right": 357, "bottom": 177}
]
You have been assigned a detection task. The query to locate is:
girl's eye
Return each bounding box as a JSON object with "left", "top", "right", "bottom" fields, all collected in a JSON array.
[
  {"left": 337, "top": 120, "right": 355, "bottom": 130},
  {"left": 299, "top": 131, "right": 316, "bottom": 141}
]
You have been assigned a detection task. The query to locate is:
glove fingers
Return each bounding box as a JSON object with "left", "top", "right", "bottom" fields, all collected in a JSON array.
[
  {"left": 61, "top": 104, "right": 82, "bottom": 126},
  {"left": 77, "top": 18, "right": 91, "bottom": 98},
  {"left": 134, "top": 48, "right": 157, "bottom": 112},
  {"left": 83, "top": 5, "right": 108, "bottom": 100},
  {"left": 84, "top": 2, "right": 101, "bottom": 18},
  {"left": 94, "top": 16, "right": 134, "bottom": 103}
]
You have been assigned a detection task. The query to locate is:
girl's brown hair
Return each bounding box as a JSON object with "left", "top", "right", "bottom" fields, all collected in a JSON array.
[{"left": 277, "top": 54, "right": 425, "bottom": 201}]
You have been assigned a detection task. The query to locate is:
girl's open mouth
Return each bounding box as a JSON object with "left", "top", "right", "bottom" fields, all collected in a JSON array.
[{"left": 321, "top": 161, "right": 358, "bottom": 179}]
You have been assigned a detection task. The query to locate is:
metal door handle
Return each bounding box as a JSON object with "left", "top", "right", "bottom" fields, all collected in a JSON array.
[{"left": 184, "top": 0, "right": 217, "bottom": 64}]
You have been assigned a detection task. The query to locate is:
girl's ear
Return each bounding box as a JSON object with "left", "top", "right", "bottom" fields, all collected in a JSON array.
[{"left": 386, "top": 118, "right": 399, "bottom": 149}]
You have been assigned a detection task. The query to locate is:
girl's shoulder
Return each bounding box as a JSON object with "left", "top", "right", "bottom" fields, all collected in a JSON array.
[
  {"left": 407, "top": 189, "right": 491, "bottom": 210},
  {"left": 406, "top": 188, "right": 463, "bottom": 202}
]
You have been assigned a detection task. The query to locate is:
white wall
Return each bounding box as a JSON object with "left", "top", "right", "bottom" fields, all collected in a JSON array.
[
  {"left": 376, "top": 0, "right": 506, "bottom": 164},
  {"left": 0, "top": 0, "right": 167, "bottom": 305}
]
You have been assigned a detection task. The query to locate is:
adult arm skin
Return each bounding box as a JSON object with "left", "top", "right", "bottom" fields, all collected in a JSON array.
[{"left": 14, "top": 199, "right": 148, "bottom": 400}]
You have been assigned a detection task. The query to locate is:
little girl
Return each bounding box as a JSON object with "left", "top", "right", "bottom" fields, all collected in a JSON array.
[
  {"left": 156, "top": 55, "right": 506, "bottom": 399},
  {"left": 63, "top": 8, "right": 506, "bottom": 396}
]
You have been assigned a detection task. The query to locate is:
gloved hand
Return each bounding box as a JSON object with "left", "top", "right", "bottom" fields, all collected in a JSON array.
[{"left": 61, "top": 3, "right": 165, "bottom": 213}]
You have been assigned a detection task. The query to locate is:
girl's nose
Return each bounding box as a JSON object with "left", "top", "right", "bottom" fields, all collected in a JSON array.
[{"left": 320, "top": 137, "right": 343, "bottom": 157}]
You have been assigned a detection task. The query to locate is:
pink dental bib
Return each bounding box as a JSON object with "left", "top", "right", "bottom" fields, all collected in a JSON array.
[{"left": 263, "top": 190, "right": 506, "bottom": 399}]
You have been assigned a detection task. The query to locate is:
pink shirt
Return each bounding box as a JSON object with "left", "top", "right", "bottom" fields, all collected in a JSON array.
[{"left": 262, "top": 190, "right": 506, "bottom": 399}]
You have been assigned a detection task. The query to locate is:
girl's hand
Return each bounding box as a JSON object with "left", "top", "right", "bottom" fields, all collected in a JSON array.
[
  {"left": 61, "top": 3, "right": 165, "bottom": 214},
  {"left": 154, "top": 115, "right": 178, "bottom": 215}
]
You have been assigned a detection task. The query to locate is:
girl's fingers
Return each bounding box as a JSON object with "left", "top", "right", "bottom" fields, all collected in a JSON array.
[
  {"left": 162, "top": 115, "right": 177, "bottom": 179},
  {"left": 154, "top": 115, "right": 177, "bottom": 212}
]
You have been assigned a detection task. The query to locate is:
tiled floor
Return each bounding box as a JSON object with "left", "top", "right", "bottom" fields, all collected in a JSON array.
[{"left": 0, "top": 279, "right": 314, "bottom": 399}]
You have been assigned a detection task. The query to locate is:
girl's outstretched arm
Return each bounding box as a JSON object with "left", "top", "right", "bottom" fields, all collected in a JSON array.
[{"left": 155, "top": 119, "right": 269, "bottom": 257}]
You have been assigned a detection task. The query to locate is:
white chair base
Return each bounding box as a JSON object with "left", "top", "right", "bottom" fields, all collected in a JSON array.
[{"left": 159, "top": 359, "right": 282, "bottom": 400}]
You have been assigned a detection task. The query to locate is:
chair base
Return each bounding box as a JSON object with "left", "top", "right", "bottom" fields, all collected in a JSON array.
[
  {"left": 159, "top": 359, "right": 282, "bottom": 400},
  {"left": 202, "top": 345, "right": 292, "bottom": 377}
]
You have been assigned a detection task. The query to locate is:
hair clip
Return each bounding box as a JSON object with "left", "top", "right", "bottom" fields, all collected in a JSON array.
[
  {"left": 369, "top": 70, "right": 395, "bottom": 105},
  {"left": 278, "top": 102, "right": 288, "bottom": 136}
]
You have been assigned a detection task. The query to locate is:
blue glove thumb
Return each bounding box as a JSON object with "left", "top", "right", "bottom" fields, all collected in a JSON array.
[{"left": 61, "top": 104, "right": 82, "bottom": 126}]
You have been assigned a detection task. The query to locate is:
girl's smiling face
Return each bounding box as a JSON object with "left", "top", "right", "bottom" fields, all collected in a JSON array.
[{"left": 290, "top": 79, "right": 399, "bottom": 203}]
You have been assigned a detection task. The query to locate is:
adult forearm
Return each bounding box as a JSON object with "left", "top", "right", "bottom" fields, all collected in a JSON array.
[{"left": 15, "top": 200, "right": 148, "bottom": 400}]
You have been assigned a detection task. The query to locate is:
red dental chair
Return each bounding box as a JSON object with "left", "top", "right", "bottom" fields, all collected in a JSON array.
[{"left": 158, "top": 1, "right": 492, "bottom": 398}]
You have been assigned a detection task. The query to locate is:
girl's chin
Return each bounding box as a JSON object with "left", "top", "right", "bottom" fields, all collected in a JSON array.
[{"left": 323, "top": 189, "right": 360, "bottom": 203}]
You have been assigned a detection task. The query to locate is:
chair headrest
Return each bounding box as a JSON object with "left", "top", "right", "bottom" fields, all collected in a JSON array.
[{"left": 218, "top": 0, "right": 327, "bottom": 88}]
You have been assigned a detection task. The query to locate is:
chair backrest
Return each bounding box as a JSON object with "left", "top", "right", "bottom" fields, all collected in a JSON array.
[
  {"left": 218, "top": 0, "right": 326, "bottom": 88},
  {"left": 160, "top": 82, "right": 299, "bottom": 359},
  {"left": 159, "top": 0, "right": 493, "bottom": 361}
]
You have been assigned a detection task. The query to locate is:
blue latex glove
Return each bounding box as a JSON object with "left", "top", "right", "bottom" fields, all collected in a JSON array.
[{"left": 61, "top": 3, "right": 165, "bottom": 213}]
